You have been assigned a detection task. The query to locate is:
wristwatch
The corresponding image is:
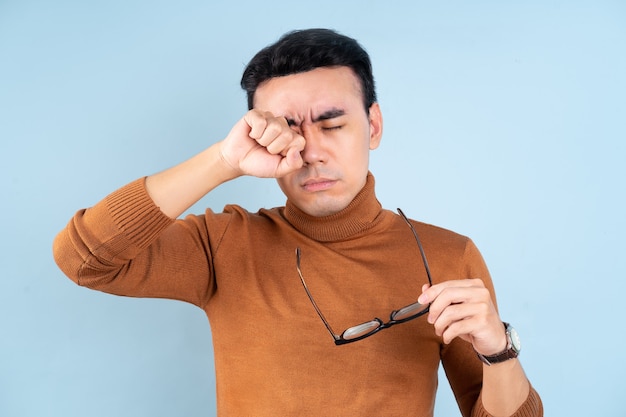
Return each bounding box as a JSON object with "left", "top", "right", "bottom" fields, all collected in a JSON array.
[{"left": 476, "top": 322, "right": 521, "bottom": 366}]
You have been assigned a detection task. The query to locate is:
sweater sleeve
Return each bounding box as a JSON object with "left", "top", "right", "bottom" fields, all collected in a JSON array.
[
  {"left": 472, "top": 387, "right": 543, "bottom": 417},
  {"left": 52, "top": 178, "right": 217, "bottom": 308}
]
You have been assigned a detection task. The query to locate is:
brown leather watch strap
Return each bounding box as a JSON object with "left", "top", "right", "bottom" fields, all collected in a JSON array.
[{"left": 476, "top": 322, "right": 521, "bottom": 366}]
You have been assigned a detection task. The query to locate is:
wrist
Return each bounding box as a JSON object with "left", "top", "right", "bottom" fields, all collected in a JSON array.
[
  {"left": 216, "top": 142, "right": 243, "bottom": 180},
  {"left": 476, "top": 322, "right": 521, "bottom": 366}
]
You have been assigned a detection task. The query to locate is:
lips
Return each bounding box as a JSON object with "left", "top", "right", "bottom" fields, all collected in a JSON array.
[{"left": 302, "top": 178, "right": 336, "bottom": 192}]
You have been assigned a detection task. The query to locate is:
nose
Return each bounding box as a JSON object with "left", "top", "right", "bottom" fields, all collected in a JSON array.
[{"left": 299, "top": 125, "right": 328, "bottom": 166}]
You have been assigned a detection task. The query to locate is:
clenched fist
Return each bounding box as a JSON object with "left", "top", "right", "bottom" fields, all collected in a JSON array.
[{"left": 219, "top": 109, "right": 306, "bottom": 178}]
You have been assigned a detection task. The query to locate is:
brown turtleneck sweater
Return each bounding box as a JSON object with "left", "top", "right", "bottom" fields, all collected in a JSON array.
[{"left": 53, "top": 173, "right": 542, "bottom": 416}]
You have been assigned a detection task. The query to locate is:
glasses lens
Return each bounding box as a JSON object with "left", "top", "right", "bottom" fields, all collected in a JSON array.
[
  {"left": 342, "top": 320, "right": 382, "bottom": 340},
  {"left": 391, "top": 301, "right": 428, "bottom": 321}
]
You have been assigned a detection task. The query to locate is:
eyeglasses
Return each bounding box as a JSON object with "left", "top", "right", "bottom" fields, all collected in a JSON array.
[{"left": 296, "top": 208, "right": 433, "bottom": 346}]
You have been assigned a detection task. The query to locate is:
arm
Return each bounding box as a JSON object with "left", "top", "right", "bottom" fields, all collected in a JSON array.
[
  {"left": 53, "top": 110, "right": 304, "bottom": 293},
  {"left": 418, "top": 245, "right": 542, "bottom": 416},
  {"left": 146, "top": 110, "right": 305, "bottom": 219}
]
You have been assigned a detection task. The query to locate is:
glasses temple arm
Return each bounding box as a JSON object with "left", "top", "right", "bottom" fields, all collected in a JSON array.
[
  {"left": 295, "top": 248, "right": 341, "bottom": 340},
  {"left": 397, "top": 208, "right": 433, "bottom": 286}
]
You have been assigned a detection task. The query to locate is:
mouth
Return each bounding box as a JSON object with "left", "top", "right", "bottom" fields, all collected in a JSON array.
[{"left": 302, "top": 178, "right": 336, "bottom": 192}]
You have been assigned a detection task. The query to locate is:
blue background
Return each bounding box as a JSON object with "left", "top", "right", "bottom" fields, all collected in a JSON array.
[{"left": 1, "top": 1, "right": 625, "bottom": 416}]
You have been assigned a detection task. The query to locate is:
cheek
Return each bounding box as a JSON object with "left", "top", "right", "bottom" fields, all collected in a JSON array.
[
  {"left": 276, "top": 177, "right": 289, "bottom": 195},
  {"left": 276, "top": 174, "right": 299, "bottom": 198},
  {"left": 344, "top": 135, "right": 372, "bottom": 164}
]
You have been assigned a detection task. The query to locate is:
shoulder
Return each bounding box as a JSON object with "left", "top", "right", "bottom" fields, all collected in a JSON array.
[
  {"left": 192, "top": 204, "right": 288, "bottom": 234},
  {"left": 220, "top": 204, "right": 286, "bottom": 223},
  {"left": 400, "top": 215, "right": 486, "bottom": 276},
  {"left": 405, "top": 216, "right": 473, "bottom": 252}
]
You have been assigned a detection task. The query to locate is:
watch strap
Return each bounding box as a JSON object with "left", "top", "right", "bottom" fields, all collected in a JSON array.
[{"left": 476, "top": 322, "right": 520, "bottom": 366}]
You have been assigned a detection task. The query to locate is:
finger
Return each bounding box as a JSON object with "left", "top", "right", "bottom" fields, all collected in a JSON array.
[
  {"left": 244, "top": 110, "right": 270, "bottom": 140},
  {"left": 439, "top": 314, "right": 507, "bottom": 354},
  {"left": 439, "top": 314, "right": 484, "bottom": 344},
  {"left": 425, "top": 284, "right": 503, "bottom": 351},
  {"left": 257, "top": 120, "right": 287, "bottom": 148},
  {"left": 418, "top": 278, "right": 484, "bottom": 305},
  {"left": 275, "top": 145, "right": 304, "bottom": 177},
  {"left": 430, "top": 298, "right": 490, "bottom": 333},
  {"left": 250, "top": 113, "right": 291, "bottom": 148},
  {"left": 426, "top": 283, "right": 492, "bottom": 325},
  {"left": 265, "top": 129, "right": 301, "bottom": 156}
]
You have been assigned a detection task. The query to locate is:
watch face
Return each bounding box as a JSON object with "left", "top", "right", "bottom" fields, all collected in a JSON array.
[{"left": 509, "top": 327, "right": 522, "bottom": 352}]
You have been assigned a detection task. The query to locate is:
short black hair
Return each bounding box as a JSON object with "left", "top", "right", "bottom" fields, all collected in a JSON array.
[{"left": 240, "top": 28, "right": 377, "bottom": 112}]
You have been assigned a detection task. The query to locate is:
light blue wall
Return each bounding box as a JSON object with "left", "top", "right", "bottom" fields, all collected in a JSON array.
[{"left": 2, "top": 1, "right": 624, "bottom": 416}]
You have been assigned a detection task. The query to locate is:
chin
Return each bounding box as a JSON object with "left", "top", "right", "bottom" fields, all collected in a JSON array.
[{"left": 301, "top": 196, "right": 352, "bottom": 217}]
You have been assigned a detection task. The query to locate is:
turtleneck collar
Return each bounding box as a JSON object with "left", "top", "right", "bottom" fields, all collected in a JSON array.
[{"left": 283, "top": 172, "right": 384, "bottom": 242}]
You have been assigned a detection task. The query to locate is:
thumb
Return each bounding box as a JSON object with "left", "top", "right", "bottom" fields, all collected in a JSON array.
[
  {"left": 418, "top": 283, "right": 431, "bottom": 304},
  {"left": 275, "top": 146, "right": 304, "bottom": 177}
]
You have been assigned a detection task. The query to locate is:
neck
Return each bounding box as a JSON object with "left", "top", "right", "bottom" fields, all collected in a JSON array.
[{"left": 284, "top": 173, "right": 383, "bottom": 242}]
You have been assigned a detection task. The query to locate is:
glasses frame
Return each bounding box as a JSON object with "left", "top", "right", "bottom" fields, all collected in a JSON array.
[{"left": 296, "top": 208, "right": 433, "bottom": 346}]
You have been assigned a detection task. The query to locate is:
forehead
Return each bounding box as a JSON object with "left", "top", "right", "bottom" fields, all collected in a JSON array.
[{"left": 253, "top": 66, "right": 364, "bottom": 118}]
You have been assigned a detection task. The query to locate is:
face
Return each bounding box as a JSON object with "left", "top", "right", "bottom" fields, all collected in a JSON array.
[{"left": 253, "top": 66, "right": 383, "bottom": 217}]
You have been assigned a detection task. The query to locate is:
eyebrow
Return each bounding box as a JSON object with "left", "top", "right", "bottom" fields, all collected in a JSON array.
[
  {"left": 313, "top": 108, "right": 345, "bottom": 123},
  {"left": 285, "top": 108, "right": 346, "bottom": 127}
]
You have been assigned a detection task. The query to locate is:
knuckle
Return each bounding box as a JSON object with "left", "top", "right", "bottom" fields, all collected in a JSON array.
[
  {"left": 470, "top": 278, "right": 485, "bottom": 287},
  {"left": 265, "top": 120, "right": 281, "bottom": 135},
  {"left": 249, "top": 119, "right": 267, "bottom": 139},
  {"left": 477, "top": 303, "right": 491, "bottom": 318},
  {"left": 477, "top": 287, "right": 491, "bottom": 302}
]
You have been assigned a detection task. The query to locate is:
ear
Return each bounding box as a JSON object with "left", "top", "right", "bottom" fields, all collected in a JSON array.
[{"left": 368, "top": 102, "right": 383, "bottom": 150}]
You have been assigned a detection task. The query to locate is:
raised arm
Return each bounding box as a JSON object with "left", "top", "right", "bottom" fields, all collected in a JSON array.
[
  {"left": 146, "top": 110, "right": 305, "bottom": 219},
  {"left": 53, "top": 110, "right": 304, "bottom": 296}
]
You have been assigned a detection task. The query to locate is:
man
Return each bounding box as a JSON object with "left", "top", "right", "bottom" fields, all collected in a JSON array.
[{"left": 53, "top": 29, "right": 542, "bottom": 416}]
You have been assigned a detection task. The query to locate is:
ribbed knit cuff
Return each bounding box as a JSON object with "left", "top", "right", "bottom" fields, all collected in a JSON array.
[
  {"left": 104, "top": 177, "right": 174, "bottom": 250},
  {"left": 472, "top": 385, "right": 543, "bottom": 417}
]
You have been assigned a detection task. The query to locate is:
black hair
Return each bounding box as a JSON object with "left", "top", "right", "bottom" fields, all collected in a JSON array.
[{"left": 240, "top": 28, "right": 377, "bottom": 111}]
